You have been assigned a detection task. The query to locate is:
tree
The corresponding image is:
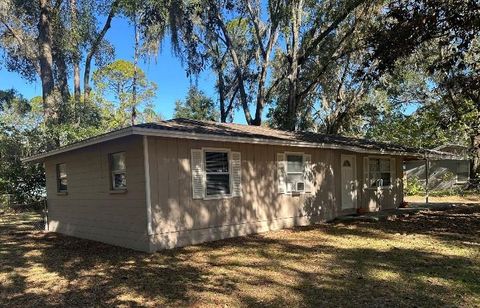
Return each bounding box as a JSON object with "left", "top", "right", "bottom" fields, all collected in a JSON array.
[
  {"left": 174, "top": 87, "right": 219, "bottom": 121},
  {"left": 93, "top": 59, "right": 158, "bottom": 127},
  {"left": 366, "top": 108, "right": 468, "bottom": 149},
  {"left": 140, "top": 0, "right": 375, "bottom": 128},
  {"left": 0, "top": 0, "right": 120, "bottom": 127},
  {"left": 0, "top": 91, "right": 46, "bottom": 203},
  {"left": 363, "top": 0, "right": 480, "bottom": 183}
]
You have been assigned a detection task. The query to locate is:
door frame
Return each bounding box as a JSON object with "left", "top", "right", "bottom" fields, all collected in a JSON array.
[{"left": 340, "top": 154, "right": 358, "bottom": 210}]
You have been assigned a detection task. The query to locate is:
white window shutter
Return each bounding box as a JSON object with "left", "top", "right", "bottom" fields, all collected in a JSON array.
[
  {"left": 363, "top": 157, "right": 369, "bottom": 189},
  {"left": 303, "top": 154, "right": 313, "bottom": 193},
  {"left": 231, "top": 151, "right": 242, "bottom": 197},
  {"left": 390, "top": 157, "right": 396, "bottom": 187},
  {"left": 191, "top": 149, "right": 205, "bottom": 199},
  {"left": 277, "top": 153, "right": 286, "bottom": 194}
]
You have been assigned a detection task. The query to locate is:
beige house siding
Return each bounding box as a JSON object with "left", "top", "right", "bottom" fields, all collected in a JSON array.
[
  {"left": 44, "top": 135, "right": 150, "bottom": 251},
  {"left": 42, "top": 135, "right": 405, "bottom": 252},
  {"left": 146, "top": 137, "right": 404, "bottom": 251},
  {"left": 359, "top": 155, "right": 404, "bottom": 211}
]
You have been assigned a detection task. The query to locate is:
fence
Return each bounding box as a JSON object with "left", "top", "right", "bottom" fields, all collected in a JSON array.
[{"left": 1, "top": 195, "right": 48, "bottom": 231}]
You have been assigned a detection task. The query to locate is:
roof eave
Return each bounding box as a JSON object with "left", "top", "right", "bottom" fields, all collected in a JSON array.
[
  {"left": 21, "top": 127, "right": 135, "bottom": 163},
  {"left": 22, "top": 126, "right": 427, "bottom": 163},
  {"left": 133, "top": 127, "right": 425, "bottom": 157}
]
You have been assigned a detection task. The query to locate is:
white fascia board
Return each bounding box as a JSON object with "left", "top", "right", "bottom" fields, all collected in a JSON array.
[
  {"left": 131, "top": 127, "right": 424, "bottom": 158},
  {"left": 22, "top": 125, "right": 428, "bottom": 163},
  {"left": 21, "top": 127, "right": 135, "bottom": 163}
]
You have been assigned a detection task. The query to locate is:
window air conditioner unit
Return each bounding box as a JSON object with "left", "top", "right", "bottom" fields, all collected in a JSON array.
[{"left": 296, "top": 182, "right": 305, "bottom": 192}]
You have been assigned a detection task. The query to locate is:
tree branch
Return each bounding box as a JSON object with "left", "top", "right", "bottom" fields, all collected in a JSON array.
[
  {"left": 83, "top": 0, "right": 119, "bottom": 100},
  {"left": 0, "top": 20, "right": 41, "bottom": 75},
  {"left": 245, "top": 0, "right": 266, "bottom": 58},
  {"left": 299, "top": 0, "right": 365, "bottom": 65}
]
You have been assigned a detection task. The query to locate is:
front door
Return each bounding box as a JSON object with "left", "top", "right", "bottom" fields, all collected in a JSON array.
[{"left": 341, "top": 155, "right": 357, "bottom": 210}]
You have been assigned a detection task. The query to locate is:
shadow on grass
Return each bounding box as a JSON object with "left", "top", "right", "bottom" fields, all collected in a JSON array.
[{"left": 0, "top": 204, "right": 479, "bottom": 307}]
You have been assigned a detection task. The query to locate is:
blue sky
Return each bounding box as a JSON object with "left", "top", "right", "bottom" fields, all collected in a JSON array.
[
  {"left": 0, "top": 16, "right": 419, "bottom": 124},
  {"left": 0, "top": 17, "right": 251, "bottom": 122}
]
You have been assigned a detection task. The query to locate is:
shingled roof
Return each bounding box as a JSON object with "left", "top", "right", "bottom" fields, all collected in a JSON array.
[
  {"left": 23, "top": 118, "right": 454, "bottom": 162},
  {"left": 137, "top": 118, "right": 419, "bottom": 153}
]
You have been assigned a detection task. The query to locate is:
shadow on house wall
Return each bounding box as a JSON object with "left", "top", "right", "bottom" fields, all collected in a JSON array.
[{"left": 149, "top": 139, "right": 338, "bottom": 250}]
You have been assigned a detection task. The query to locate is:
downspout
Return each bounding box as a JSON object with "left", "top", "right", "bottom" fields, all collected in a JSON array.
[
  {"left": 143, "top": 136, "right": 153, "bottom": 236},
  {"left": 43, "top": 162, "right": 49, "bottom": 231},
  {"left": 424, "top": 152, "right": 430, "bottom": 205}
]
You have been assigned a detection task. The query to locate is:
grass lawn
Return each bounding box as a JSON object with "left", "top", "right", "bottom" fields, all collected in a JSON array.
[{"left": 1, "top": 206, "right": 480, "bottom": 307}]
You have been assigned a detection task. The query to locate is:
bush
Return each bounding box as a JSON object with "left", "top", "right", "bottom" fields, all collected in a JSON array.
[{"left": 405, "top": 176, "right": 424, "bottom": 196}]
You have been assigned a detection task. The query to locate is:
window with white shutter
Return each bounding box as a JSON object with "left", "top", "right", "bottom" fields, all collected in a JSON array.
[
  {"left": 191, "top": 148, "right": 241, "bottom": 199},
  {"left": 205, "top": 151, "right": 230, "bottom": 196}
]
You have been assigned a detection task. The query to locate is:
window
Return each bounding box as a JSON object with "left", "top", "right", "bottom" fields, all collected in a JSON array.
[
  {"left": 368, "top": 158, "right": 391, "bottom": 187},
  {"left": 205, "top": 151, "right": 230, "bottom": 196},
  {"left": 110, "top": 152, "right": 126, "bottom": 190},
  {"left": 56, "top": 163, "right": 68, "bottom": 192},
  {"left": 286, "top": 154, "right": 304, "bottom": 192},
  {"left": 457, "top": 161, "right": 470, "bottom": 183},
  {"left": 191, "top": 149, "right": 241, "bottom": 199}
]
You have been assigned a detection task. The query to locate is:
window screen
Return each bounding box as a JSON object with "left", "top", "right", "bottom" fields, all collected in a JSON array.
[
  {"left": 111, "top": 152, "right": 127, "bottom": 190},
  {"left": 368, "top": 158, "right": 391, "bottom": 187},
  {"left": 205, "top": 151, "right": 230, "bottom": 196},
  {"left": 286, "top": 154, "right": 304, "bottom": 192},
  {"left": 56, "top": 163, "right": 68, "bottom": 192}
]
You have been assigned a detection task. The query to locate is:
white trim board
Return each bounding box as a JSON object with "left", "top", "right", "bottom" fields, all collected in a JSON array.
[
  {"left": 143, "top": 136, "right": 153, "bottom": 236},
  {"left": 23, "top": 127, "right": 134, "bottom": 162},
  {"left": 23, "top": 125, "right": 429, "bottom": 163}
]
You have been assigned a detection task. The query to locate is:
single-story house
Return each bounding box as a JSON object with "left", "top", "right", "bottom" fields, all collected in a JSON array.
[
  {"left": 405, "top": 144, "right": 470, "bottom": 190},
  {"left": 23, "top": 118, "right": 440, "bottom": 252}
]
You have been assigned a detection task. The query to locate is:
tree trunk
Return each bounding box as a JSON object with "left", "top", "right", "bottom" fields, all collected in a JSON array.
[
  {"left": 55, "top": 50, "right": 70, "bottom": 100},
  {"left": 38, "top": 0, "right": 57, "bottom": 124},
  {"left": 73, "top": 63, "right": 81, "bottom": 100},
  {"left": 285, "top": 1, "right": 303, "bottom": 131},
  {"left": 214, "top": 11, "right": 253, "bottom": 125},
  {"left": 70, "top": 0, "right": 81, "bottom": 103},
  {"left": 131, "top": 6, "right": 139, "bottom": 126},
  {"left": 83, "top": 0, "right": 118, "bottom": 101},
  {"left": 218, "top": 69, "right": 227, "bottom": 123}
]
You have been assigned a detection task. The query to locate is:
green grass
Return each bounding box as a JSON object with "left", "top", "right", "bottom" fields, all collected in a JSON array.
[{"left": 1, "top": 205, "right": 480, "bottom": 307}]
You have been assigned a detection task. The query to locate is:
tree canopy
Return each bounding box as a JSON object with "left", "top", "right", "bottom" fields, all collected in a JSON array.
[
  {"left": 174, "top": 87, "right": 219, "bottom": 122},
  {"left": 1, "top": 0, "right": 480, "bottom": 202}
]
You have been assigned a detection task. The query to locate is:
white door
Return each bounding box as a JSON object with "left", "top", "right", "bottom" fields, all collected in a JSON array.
[{"left": 341, "top": 155, "right": 357, "bottom": 209}]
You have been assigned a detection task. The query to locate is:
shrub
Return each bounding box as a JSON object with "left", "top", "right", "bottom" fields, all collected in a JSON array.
[{"left": 405, "top": 176, "right": 424, "bottom": 196}]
